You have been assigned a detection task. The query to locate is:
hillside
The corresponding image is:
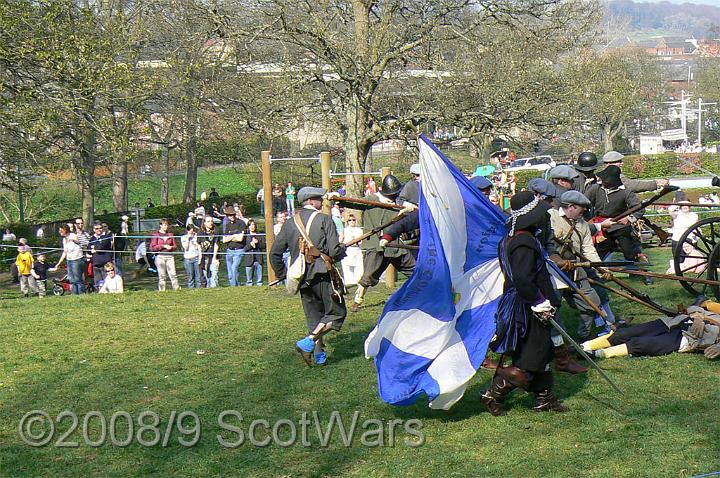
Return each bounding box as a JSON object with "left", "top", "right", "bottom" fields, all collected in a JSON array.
[{"left": 608, "top": 0, "right": 720, "bottom": 37}]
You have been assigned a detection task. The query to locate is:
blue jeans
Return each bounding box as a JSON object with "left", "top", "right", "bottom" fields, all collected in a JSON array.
[
  {"left": 245, "top": 262, "right": 262, "bottom": 285},
  {"left": 226, "top": 249, "right": 244, "bottom": 286},
  {"left": 67, "top": 258, "right": 86, "bottom": 295},
  {"left": 114, "top": 254, "right": 124, "bottom": 277},
  {"left": 203, "top": 254, "right": 219, "bottom": 288},
  {"left": 184, "top": 257, "right": 201, "bottom": 288}
]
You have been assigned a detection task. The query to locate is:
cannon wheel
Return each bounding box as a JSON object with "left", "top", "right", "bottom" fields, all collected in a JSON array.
[
  {"left": 674, "top": 216, "right": 720, "bottom": 297},
  {"left": 707, "top": 243, "right": 720, "bottom": 300}
]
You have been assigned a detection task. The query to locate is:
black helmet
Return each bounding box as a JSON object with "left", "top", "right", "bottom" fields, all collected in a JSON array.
[
  {"left": 379, "top": 174, "right": 403, "bottom": 197},
  {"left": 575, "top": 152, "right": 599, "bottom": 172}
]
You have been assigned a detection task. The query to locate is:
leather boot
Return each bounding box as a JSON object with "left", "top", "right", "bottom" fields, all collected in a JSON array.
[
  {"left": 480, "top": 374, "right": 516, "bottom": 416},
  {"left": 533, "top": 389, "right": 569, "bottom": 412},
  {"left": 553, "top": 345, "right": 588, "bottom": 374},
  {"left": 481, "top": 354, "right": 499, "bottom": 370}
]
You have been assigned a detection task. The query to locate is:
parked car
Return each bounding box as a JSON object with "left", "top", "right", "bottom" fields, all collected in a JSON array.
[{"left": 503, "top": 155, "right": 556, "bottom": 172}]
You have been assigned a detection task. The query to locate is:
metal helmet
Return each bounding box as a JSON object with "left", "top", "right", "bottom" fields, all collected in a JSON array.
[
  {"left": 379, "top": 174, "right": 403, "bottom": 197},
  {"left": 575, "top": 152, "right": 599, "bottom": 172}
]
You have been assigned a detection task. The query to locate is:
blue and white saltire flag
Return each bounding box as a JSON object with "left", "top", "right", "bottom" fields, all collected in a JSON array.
[{"left": 364, "top": 134, "right": 508, "bottom": 410}]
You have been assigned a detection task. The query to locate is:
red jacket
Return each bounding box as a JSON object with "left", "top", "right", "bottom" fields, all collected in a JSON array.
[{"left": 151, "top": 232, "right": 177, "bottom": 254}]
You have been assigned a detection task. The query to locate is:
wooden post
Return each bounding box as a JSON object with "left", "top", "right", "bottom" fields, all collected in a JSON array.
[
  {"left": 262, "top": 150, "right": 276, "bottom": 283},
  {"left": 381, "top": 166, "right": 396, "bottom": 288},
  {"left": 321, "top": 151, "right": 331, "bottom": 215}
]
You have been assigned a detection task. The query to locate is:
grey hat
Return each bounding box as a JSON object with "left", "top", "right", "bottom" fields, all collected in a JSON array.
[
  {"left": 528, "top": 178, "right": 559, "bottom": 198},
  {"left": 560, "top": 190, "right": 592, "bottom": 208},
  {"left": 297, "top": 186, "right": 327, "bottom": 203},
  {"left": 548, "top": 165, "right": 580, "bottom": 181},
  {"left": 410, "top": 163, "right": 421, "bottom": 175},
  {"left": 602, "top": 151, "right": 624, "bottom": 164}
]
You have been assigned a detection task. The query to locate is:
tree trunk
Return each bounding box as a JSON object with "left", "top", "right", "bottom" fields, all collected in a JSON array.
[
  {"left": 183, "top": 117, "right": 198, "bottom": 204},
  {"left": 111, "top": 158, "right": 128, "bottom": 212},
  {"left": 604, "top": 124, "right": 613, "bottom": 152},
  {"left": 79, "top": 130, "right": 97, "bottom": 226},
  {"left": 161, "top": 147, "right": 170, "bottom": 206},
  {"left": 344, "top": 103, "right": 372, "bottom": 198}
]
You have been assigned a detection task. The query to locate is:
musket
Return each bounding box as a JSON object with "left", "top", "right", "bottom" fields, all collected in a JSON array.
[
  {"left": 547, "top": 260, "right": 607, "bottom": 319},
  {"left": 549, "top": 317, "right": 624, "bottom": 396},
  {"left": 587, "top": 278, "right": 675, "bottom": 316},
  {"left": 345, "top": 212, "right": 408, "bottom": 247},
  {"left": 610, "top": 185, "right": 679, "bottom": 222},
  {"left": 608, "top": 268, "right": 720, "bottom": 288},
  {"left": 334, "top": 196, "right": 404, "bottom": 211},
  {"left": 571, "top": 249, "right": 675, "bottom": 316},
  {"left": 653, "top": 202, "right": 720, "bottom": 208},
  {"left": 385, "top": 242, "right": 419, "bottom": 251}
]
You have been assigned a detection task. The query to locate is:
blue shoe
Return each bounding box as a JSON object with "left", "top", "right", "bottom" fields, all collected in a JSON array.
[
  {"left": 315, "top": 351, "right": 327, "bottom": 366},
  {"left": 295, "top": 336, "right": 315, "bottom": 367},
  {"left": 296, "top": 336, "right": 315, "bottom": 352}
]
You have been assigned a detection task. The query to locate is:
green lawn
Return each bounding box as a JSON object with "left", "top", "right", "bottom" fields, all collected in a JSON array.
[
  {"left": 20, "top": 166, "right": 259, "bottom": 224},
  {"left": 0, "top": 247, "right": 719, "bottom": 477}
]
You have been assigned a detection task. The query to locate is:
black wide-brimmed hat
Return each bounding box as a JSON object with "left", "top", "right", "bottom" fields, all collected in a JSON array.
[
  {"left": 507, "top": 191, "right": 551, "bottom": 236},
  {"left": 597, "top": 165, "right": 623, "bottom": 189}
]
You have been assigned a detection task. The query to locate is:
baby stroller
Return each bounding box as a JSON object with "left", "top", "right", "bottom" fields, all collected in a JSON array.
[{"left": 51, "top": 262, "right": 96, "bottom": 296}]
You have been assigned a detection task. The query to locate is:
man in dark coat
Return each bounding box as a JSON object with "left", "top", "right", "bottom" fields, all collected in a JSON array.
[
  {"left": 349, "top": 174, "right": 416, "bottom": 312},
  {"left": 480, "top": 191, "right": 567, "bottom": 416},
  {"left": 270, "top": 187, "right": 347, "bottom": 366},
  {"left": 585, "top": 165, "right": 645, "bottom": 264}
]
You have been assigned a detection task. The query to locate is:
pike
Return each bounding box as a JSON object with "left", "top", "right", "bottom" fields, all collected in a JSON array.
[
  {"left": 654, "top": 202, "right": 720, "bottom": 208},
  {"left": 587, "top": 278, "right": 675, "bottom": 316},
  {"left": 549, "top": 317, "right": 624, "bottom": 395},
  {"left": 608, "top": 268, "right": 720, "bottom": 287},
  {"left": 334, "top": 196, "right": 404, "bottom": 211},
  {"left": 385, "top": 242, "right": 419, "bottom": 251},
  {"left": 574, "top": 261, "right": 636, "bottom": 268}
]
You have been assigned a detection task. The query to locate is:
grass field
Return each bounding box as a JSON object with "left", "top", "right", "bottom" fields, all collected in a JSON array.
[
  {"left": 0, "top": 247, "right": 719, "bottom": 477},
  {"left": 18, "top": 166, "right": 259, "bottom": 224}
]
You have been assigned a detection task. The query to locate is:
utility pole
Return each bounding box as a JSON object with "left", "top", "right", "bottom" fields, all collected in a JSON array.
[{"left": 696, "top": 98, "right": 716, "bottom": 146}]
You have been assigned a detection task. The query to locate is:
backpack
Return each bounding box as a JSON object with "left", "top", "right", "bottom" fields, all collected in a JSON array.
[{"left": 286, "top": 211, "right": 319, "bottom": 294}]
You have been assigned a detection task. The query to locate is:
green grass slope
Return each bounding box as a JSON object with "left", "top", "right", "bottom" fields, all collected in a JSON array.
[{"left": 0, "top": 248, "right": 718, "bottom": 477}]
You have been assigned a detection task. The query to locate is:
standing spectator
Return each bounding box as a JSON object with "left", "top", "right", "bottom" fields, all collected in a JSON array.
[
  {"left": 89, "top": 222, "right": 113, "bottom": 289},
  {"left": 194, "top": 201, "right": 206, "bottom": 218},
  {"left": 75, "top": 218, "right": 91, "bottom": 284},
  {"left": 112, "top": 227, "right": 126, "bottom": 277},
  {"left": 200, "top": 189, "right": 208, "bottom": 201},
  {"left": 236, "top": 204, "right": 249, "bottom": 225},
  {"left": 272, "top": 183, "right": 284, "bottom": 213},
  {"left": 341, "top": 214, "right": 364, "bottom": 286},
  {"left": 15, "top": 245, "right": 37, "bottom": 297},
  {"left": 366, "top": 177, "right": 377, "bottom": 195},
  {"left": 185, "top": 212, "right": 196, "bottom": 228},
  {"left": 120, "top": 215, "right": 129, "bottom": 235},
  {"left": 223, "top": 207, "right": 247, "bottom": 286},
  {"left": 181, "top": 224, "right": 202, "bottom": 289},
  {"left": 200, "top": 215, "right": 221, "bottom": 288},
  {"left": 257, "top": 187, "right": 265, "bottom": 216},
  {"left": 243, "top": 219, "right": 264, "bottom": 285},
  {"left": 338, "top": 185, "right": 346, "bottom": 197},
  {"left": 99, "top": 262, "right": 124, "bottom": 293},
  {"left": 2, "top": 228, "right": 16, "bottom": 242},
  {"left": 209, "top": 187, "right": 220, "bottom": 199},
  {"left": 273, "top": 211, "right": 290, "bottom": 280},
  {"left": 55, "top": 224, "right": 85, "bottom": 294},
  {"left": 151, "top": 218, "right": 180, "bottom": 291},
  {"left": 285, "top": 181, "right": 296, "bottom": 214},
  {"left": 147, "top": 197, "right": 155, "bottom": 208},
  {"left": 668, "top": 201, "right": 699, "bottom": 260},
  {"left": 32, "top": 253, "right": 49, "bottom": 298},
  {"left": 36, "top": 226, "right": 44, "bottom": 239},
  {"left": 331, "top": 206, "right": 344, "bottom": 242}
]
